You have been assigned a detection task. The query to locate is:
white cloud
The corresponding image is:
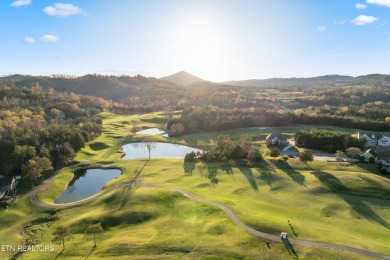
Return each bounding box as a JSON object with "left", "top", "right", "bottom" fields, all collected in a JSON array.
[
  {"left": 334, "top": 20, "right": 346, "bottom": 25},
  {"left": 317, "top": 26, "right": 327, "bottom": 31},
  {"left": 356, "top": 3, "right": 367, "bottom": 9},
  {"left": 10, "top": 0, "right": 31, "bottom": 7},
  {"left": 43, "top": 3, "right": 86, "bottom": 17},
  {"left": 366, "top": 0, "right": 390, "bottom": 7},
  {"left": 40, "top": 34, "right": 60, "bottom": 42},
  {"left": 24, "top": 37, "right": 35, "bottom": 43},
  {"left": 351, "top": 15, "right": 377, "bottom": 25}
]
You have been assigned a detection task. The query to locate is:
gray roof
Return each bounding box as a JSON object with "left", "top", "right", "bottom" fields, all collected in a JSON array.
[
  {"left": 358, "top": 131, "right": 383, "bottom": 140},
  {"left": 365, "top": 148, "right": 377, "bottom": 157},
  {"left": 0, "top": 176, "right": 14, "bottom": 191},
  {"left": 266, "top": 133, "right": 287, "bottom": 141}
]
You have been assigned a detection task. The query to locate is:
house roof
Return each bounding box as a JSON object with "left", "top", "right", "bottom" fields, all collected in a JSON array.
[
  {"left": 364, "top": 148, "right": 377, "bottom": 157},
  {"left": 0, "top": 176, "right": 14, "bottom": 191},
  {"left": 266, "top": 133, "right": 287, "bottom": 141},
  {"left": 379, "top": 135, "right": 390, "bottom": 141},
  {"left": 358, "top": 131, "right": 383, "bottom": 140}
]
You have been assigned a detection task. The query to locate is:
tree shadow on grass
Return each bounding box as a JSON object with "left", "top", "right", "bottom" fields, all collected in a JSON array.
[
  {"left": 255, "top": 165, "right": 281, "bottom": 188},
  {"left": 312, "top": 171, "right": 390, "bottom": 229},
  {"left": 275, "top": 161, "right": 307, "bottom": 187},
  {"left": 281, "top": 238, "right": 298, "bottom": 259},
  {"left": 195, "top": 162, "right": 234, "bottom": 185},
  {"left": 85, "top": 247, "right": 95, "bottom": 260},
  {"left": 54, "top": 249, "right": 64, "bottom": 260},
  {"left": 238, "top": 168, "right": 258, "bottom": 191}
]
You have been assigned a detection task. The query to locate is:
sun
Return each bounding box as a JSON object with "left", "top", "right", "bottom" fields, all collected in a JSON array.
[{"left": 166, "top": 19, "right": 231, "bottom": 81}]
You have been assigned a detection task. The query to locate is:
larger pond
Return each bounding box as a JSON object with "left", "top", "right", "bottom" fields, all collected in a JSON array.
[
  {"left": 54, "top": 168, "right": 121, "bottom": 204},
  {"left": 122, "top": 142, "right": 202, "bottom": 160}
]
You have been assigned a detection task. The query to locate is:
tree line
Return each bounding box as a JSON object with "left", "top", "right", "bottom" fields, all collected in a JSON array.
[
  {"left": 168, "top": 105, "right": 291, "bottom": 135},
  {"left": 294, "top": 129, "right": 366, "bottom": 153}
]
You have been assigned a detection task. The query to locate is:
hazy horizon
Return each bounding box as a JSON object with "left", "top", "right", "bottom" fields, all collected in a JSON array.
[{"left": 2, "top": 0, "right": 390, "bottom": 81}]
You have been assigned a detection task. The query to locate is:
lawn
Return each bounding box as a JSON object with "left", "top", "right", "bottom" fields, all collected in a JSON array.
[{"left": 1, "top": 111, "right": 389, "bottom": 259}]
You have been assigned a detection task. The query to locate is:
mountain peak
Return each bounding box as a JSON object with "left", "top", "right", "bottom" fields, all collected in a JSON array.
[{"left": 160, "top": 71, "right": 204, "bottom": 86}]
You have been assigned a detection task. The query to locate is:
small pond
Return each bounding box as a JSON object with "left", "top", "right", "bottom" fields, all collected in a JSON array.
[
  {"left": 136, "top": 128, "right": 165, "bottom": 135},
  {"left": 122, "top": 142, "right": 202, "bottom": 160},
  {"left": 54, "top": 168, "right": 121, "bottom": 204}
]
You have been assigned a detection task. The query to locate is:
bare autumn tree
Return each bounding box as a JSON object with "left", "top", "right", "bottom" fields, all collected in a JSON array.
[
  {"left": 52, "top": 226, "right": 72, "bottom": 251},
  {"left": 85, "top": 223, "right": 104, "bottom": 248},
  {"left": 142, "top": 138, "right": 157, "bottom": 159}
]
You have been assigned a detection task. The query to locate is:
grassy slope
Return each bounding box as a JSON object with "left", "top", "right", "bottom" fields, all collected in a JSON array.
[{"left": 1, "top": 111, "right": 388, "bottom": 259}]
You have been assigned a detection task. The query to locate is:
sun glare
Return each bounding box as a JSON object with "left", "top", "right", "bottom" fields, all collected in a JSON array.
[{"left": 167, "top": 19, "right": 231, "bottom": 81}]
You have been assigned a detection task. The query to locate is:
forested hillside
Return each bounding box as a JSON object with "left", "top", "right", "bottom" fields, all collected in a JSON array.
[{"left": 0, "top": 83, "right": 110, "bottom": 180}]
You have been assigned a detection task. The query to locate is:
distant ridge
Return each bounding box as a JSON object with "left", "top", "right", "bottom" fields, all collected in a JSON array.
[
  {"left": 160, "top": 71, "right": 204, "bottom": 86},
  {"left": 223, "top": 74, "right": 390, "bottom": 88}
]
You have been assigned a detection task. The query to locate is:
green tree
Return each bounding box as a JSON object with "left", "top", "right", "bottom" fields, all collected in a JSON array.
[
  {"left": 22, "top": 157, "right": 53, "bottom": 187},
  {"left": 335, "top": 150, "right": 345, "bottom": 162},
  {"left": 299, "top": 150, "right": 314, "bottom": 164},
  {"left": 368, "top": 157, "right": 376, "bottom": 164},
  {"left": 85, "top": 223, "right": 104, "bottom": 248},
  {"left": 282, "top": 155, "right": 289, "bottom": 163},
  {"left": 269, "top": 148, "right": 280, "bottom": 157},
  {"left": 247, "top": 147, "right": 262, "bottom": 163},
  {"left": 52, "top": 226, "right": 72, "bottom": 251},
  {"left": 345, "top": 147, "right": 361, "bottom": 158}
]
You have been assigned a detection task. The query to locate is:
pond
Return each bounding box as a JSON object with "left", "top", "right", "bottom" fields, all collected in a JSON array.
[
  {"left": 122, "top": 142, "right": 202, "bottom": 159},
  {"left": 54, "top": 168, "right": 121, "bottom": 204},
  {"left": 136, "top": 128, "right": 165, "bottom": 135}
]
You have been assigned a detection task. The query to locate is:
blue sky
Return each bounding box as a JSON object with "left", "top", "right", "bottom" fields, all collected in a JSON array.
[{"left": 1, "top": 0, "right": 390, "bottom": 81}]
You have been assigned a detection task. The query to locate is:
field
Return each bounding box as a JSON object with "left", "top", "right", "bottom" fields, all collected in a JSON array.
[{"left": 1, "top": 111, "right": 389, "bottom": 259}]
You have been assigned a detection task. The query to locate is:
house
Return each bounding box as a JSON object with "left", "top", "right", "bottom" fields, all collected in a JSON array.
[
  {"left": 358, "top": 131, "right": 382, "bottom": 147},
  {"left": 378, "top": 136, "right": 390, "bottom": 147},
  {"left": 266, "top": 133, "right": 288, "bottom": 146},
  {"left": 0, "top": 176, "right": 18, "bottom": 200},
  {"left": 380, "top": 158, "right": 390, "bottom": 173},
  {"left": 358, "top": 131, "right": 390, "bottom": 147},
  {"left": 362, "top": 148, "right": 377, "bottom": 162}
]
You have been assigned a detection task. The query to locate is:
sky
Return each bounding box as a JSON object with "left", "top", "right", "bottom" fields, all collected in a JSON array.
[{"left": 1, "top": 0, "right": 390, "bottom": 81}]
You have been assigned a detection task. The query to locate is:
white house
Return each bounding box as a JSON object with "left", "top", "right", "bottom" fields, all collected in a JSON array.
[
  {"left": 380, "top": 158, "right": 390, "bottom": 173},
  {"left": 358, "top": 131, "right": 390, "bottom": 147},
  {"left": 378, "top": 136, "right": 390, "bottom": 147}
]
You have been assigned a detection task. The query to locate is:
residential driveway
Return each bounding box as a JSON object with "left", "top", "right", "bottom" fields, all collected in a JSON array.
[
  {"left": 311, "top": 152, "right": 336, "bottom": 162},
  {"left": 280, "top": 141, "right": 336, "bottom": 162}
]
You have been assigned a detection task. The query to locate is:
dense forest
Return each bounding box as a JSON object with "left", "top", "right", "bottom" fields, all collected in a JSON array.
[{"left": 0, "top": 83, "right": 109, "bottom": 183}]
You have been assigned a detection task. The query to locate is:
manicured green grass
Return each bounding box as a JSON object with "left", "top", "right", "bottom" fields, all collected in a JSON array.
[
  {"left": 1, "top": 111, "right": 389, "bottom": 259},
  {"left": 21, "top": 186, "right": 372, "bottom": 259},
  {"left": 138, "top": 158, "right": 390, "bottom": 255}
]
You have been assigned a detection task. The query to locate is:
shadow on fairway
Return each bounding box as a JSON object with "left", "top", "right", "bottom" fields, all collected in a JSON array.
[
  {"left": 238, "top": 167, "right": 258, "bottom": 191},
  {"left": 85, "top": 247, "right": 95, "bottom": 260},
  {"left": 275, "top": 161, "right": 307, "bottom": 187},
  {"left": 281, "top": 238, "right": 298, "bottom": 259},
  {"left": 312, "top": 171, "right": 390, "bottom": 229},
  {"left": 55, "top": 249, "right": 64, "bottom": 260}
]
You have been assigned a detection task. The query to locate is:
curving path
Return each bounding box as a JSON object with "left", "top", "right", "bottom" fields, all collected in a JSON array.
[{"left": 30, "top": 181, "right": 390, "bottom": 259}]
